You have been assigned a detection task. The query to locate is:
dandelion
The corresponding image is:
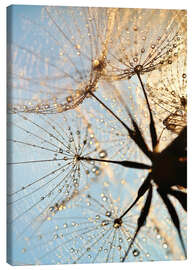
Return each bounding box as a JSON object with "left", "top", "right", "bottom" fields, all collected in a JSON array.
[
  {"left": 146, "top": 51, "right": 187, "bottom": 134},
  {"left": 107, "top": 87, "right": 187, "bottom": 261},
  {"left": 7, "top": 5, "right": 187, "bottom": 266},
  {"left": 19, "top": 182, "right": 172, "bottom": 264},
  {"left": 7, "top": 109, "right": 104, "bottom": 238},
  {"left": 105, "top": 8, "right": 186, "bottom": 81},
  {"left": 8, "top": 6, "right": 117, "bottom": 114}
]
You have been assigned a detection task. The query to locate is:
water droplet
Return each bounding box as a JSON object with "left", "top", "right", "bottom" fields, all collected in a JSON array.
[
  {"left": 105, "top": 211, "right": 111, "bottom": 217},
  {"left": 156, "top": 234, "right": 161, "bottom": 239},
  {"left": 127, "top": 237, "right": 131, "bottom": 242},
  {"left": 133, "top": 57, "right": 138, "bottom": 62},
  {"left": 119, "top": 237, "right": 123, "bottom": 242},
  {"left": 95, "top": 215, "right": 100, "bottom": 220},
  {"left": 117, "top": 245, "right": 122, "bottom": 250},
  {"left": 49, "top": 206, "right": 54, "bottom": 212},
  {"left": 101, "top": 220, "right": 109, "bottom": 227},
  {"left": 53, "top": 234, "right": 59, "bottom": 240},
  {"left": 99, "top": 150, "right": 107, "bottom": 158},
  {"left": 66, "top": 96, "right": 73, "bottom": 103},
  {"left": 102, "top": 196, "right": 107, "bottom": 201},
  {"left": 141, "top": 48, "right": 145, "bottom": 53},
  {"left": 182, "top": 73, "right": 186, "bottom": 79},
  {"left": 92, "top": 166, "right": 101, "bottom": 175},
  {"left": 93, "top": 59, "right": 100, "bottom": 68},
  {"left": 133, "top": 249, "right": 140, "bottom": 257}
]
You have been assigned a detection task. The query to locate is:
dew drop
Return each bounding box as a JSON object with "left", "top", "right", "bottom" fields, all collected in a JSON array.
[
  {"left": 102, "top": 196, "right": 107, "bottom": 201},
  {"left": 117, "top": 245, "right": 122, "bottom": 250},
  {"left": 133, "top": 249, "right": 140, "bottom": 257},
  {"left": 99, "top": 150, "right": 107, "bottom": 158},
  {"left": 66, "top": 96, "right": 73, "bottom": 103},
  {"left": 49, "top": 206, "right": 55, "bottom": 212},
  {"left": 53, "top": 234, "right": 59, "bottom": 240},
  {"left": 133, "top": 57, "right": 138, "bottom": 62},
  {"left": 101, "top": 220, "right": 109, "bottom": 227},
  {"left": 92, "top": 166, "right": 101, "bottom": 175},
  {"left": 96, "top": 215, "right": 100, "bottom": 220},
  {"left": 93, "top": 59, "right": 100, "bottom": 68},
  {"left": 119, "top": 237, "right": 123, "bottom": 242},
  {"left": 105, "top": 211, "right": 112, "bottom": 217},
  {"left": 141, "top": 48, "right": 145, "bottom": 53},
  {"left": 156, "top": 234, "right": 161, "bottom": 239}
]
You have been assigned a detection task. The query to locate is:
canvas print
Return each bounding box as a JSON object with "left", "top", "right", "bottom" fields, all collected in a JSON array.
[{"left": 7, "top": 5, "right": 187, "bottom": 265}]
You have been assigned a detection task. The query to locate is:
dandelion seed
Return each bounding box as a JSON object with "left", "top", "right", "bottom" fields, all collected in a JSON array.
[
  {"left": 21, "top": 183, "right": 169, "bottom": 264},
  {"left": 105, "top": 9, "right": 186, "bottom": 81},
  {"left": 8, "top": 6, "right": 117, "bottom": 114},
  {"left": 146, "top": 51, "right": 187, "bottom": 134},
  {"left": 7, "top": 109, "right": 103, "bottom": 238}
]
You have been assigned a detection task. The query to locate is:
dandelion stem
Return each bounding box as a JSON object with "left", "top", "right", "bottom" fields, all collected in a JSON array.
[
  {"left": 136, "top": 72, "right": 157, "bottom": 149},
  {"left": 119, "top": 173, "right": 151, "bottom": 220},
  {"left": 81, "top": 156, "right": 151, "bottom": 170}
]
